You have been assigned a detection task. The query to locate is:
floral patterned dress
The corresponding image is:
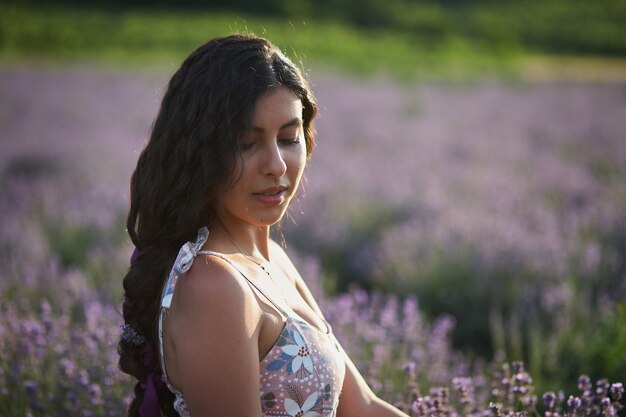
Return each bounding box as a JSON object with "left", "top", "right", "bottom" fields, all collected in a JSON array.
[{"left": 158, "top": 227, "right": 346, "bottom": 417}]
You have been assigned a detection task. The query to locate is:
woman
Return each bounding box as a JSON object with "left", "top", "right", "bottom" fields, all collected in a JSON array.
[{"left": 119, "top": 34, "right": 408, "bottom": 417}]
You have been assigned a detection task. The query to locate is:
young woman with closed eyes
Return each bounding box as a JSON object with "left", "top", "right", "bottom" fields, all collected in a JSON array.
[{"left": 118, "top": 34, "right": 409, "bottom": 417}]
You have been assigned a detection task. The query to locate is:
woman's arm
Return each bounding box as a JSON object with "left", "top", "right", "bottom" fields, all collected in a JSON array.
[
  {"left": 164, "top": 255, "right": 265, "bottom": 417},
  {"left": 336, "top": 351, "right": 409, "bottom": 417}
]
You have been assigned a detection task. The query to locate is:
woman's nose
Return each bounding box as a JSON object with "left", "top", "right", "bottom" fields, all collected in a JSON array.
[{"left": 263, "top": 142, "right": 287, "bottom": 178}]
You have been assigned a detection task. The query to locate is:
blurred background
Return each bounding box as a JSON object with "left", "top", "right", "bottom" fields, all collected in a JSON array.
[{"left": 1, "top": 1, "right": 625, "bottom": 415}]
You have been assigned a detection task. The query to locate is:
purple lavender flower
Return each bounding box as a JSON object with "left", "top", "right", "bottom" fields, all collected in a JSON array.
[
  {"left": 597, "top": 379, "right": 610, "bottom": 396},
  {"left": 23, "top": 380, "right": 38, "bottom": 395},
  {"left": 610, "top": 383, "right": 623, "bottom": 401},
  {"left": 578, "top": 375, "right": 592, "bottom": 392},
  {"left": 567, "top": 395, "right": 582, "bottom": 410},
  {"left": 88, "top": 383, "right": 103, "bottom": 406},
  {"left": 543, "top": 392, "right": 556, "bottom": 409}
]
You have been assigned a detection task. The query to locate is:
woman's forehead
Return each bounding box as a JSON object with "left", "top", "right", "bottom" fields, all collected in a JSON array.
[{"left": 251, "top": 87, "right": 302, "bottom": 130}]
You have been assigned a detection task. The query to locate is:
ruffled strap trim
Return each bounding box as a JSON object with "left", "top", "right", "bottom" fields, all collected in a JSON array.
[
  {"left": 158, "top": 226, "right": 209, "bottom": 406},
  {"left": 160, "top": 227, "right": 209, "bottom": 309}
]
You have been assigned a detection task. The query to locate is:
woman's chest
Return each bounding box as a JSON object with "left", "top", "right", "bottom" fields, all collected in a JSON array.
[{"left": 258, "top": 319, "right": 346, "bottom": 417}]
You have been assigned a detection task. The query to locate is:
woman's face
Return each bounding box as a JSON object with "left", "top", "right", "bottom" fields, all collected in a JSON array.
[{"left": 218, "top": 86, "right": 307, "bottom": 229}]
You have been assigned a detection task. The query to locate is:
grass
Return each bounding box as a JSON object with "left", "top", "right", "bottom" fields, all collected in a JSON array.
[{"left": 4, "top": 5, "right": 625, "bottom": 81}]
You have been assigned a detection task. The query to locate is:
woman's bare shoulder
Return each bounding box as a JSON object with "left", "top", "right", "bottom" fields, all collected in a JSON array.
[
  {"left": 172, "top": 253, "right": 259, "bottom": 321},
  {"left": 165, "top": 254, "right": 265, "bottom": 415}
]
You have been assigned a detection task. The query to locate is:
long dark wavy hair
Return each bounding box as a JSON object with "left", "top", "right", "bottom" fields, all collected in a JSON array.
[{"left": 118, "top": 34, "right": 317, "bottom": 416}]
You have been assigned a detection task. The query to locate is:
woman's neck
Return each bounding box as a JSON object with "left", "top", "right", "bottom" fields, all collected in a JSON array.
[{"left": 209, "top": 221, "right": 272, "bottom": 262}]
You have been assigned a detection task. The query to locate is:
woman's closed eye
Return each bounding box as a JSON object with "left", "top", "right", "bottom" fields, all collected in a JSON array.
[
  {"left": 280, "top": 137, "right": 301, "bottom": 145},
  {"left": 242, "top": 136, "right": 301, "bottom": 151}
]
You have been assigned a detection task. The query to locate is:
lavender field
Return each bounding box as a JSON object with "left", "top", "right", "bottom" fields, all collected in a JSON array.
[{"left": 1, "top": 65, "right": 625, "bottom": 416}]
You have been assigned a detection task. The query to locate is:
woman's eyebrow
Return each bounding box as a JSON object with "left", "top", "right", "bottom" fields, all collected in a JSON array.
[{"left": 252, "top": 117, "right": 302, "bottom": 133}]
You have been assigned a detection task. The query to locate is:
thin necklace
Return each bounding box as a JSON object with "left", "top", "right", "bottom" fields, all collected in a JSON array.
[
  {"left": 221, "top": 227, "right": 290, "bottom": 305},
  {"left": 220, "top": 227, "right": 330, "bottom": 334},
  {"left": 222, "top": 230, "right": 268, "bottom": 269}
]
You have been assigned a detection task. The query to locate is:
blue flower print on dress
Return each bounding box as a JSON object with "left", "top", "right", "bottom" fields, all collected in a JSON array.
[
  {"left": 265, "top": 326, "right": 314, "bottom": 378},
  {"left": 282, "top": 330, "right": 314, "bottom": 376}
]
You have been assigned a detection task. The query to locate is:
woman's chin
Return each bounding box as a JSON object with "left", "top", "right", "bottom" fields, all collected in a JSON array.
[{"left": 256, "top": 206, "right": 291, "bottom": 226}]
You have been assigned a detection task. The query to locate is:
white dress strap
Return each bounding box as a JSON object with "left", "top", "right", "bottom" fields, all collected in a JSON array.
[
  {"left": 199, "top": 250, "right": 290, "bottom": 319},
  {"left": 158, "top": 226, "right": 209, "bottom": 406}
]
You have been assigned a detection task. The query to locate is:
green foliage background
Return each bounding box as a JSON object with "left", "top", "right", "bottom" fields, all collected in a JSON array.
[{"left": 2, "top": 1, "right": 626, "bottom": 80}]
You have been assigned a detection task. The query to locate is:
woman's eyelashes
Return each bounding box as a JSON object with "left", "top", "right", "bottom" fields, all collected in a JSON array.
[
  {"left": 280, "top": 137, "right": 301, "bottom": 145},
  {"left": 241, "top": 136, "right": 301, "bottom": 151},
  {"left": 278, "top": 130, "right": 303, "bottom": 146}
]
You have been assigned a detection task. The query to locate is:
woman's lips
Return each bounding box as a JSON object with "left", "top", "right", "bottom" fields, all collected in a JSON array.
[{"left": 253, "top": 186, "right": 288, "bottom": 206}]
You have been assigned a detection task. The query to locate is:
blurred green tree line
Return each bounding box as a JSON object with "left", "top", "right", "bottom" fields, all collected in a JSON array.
[{"left": 6, "top": 0, "right": 626, "bottom": 57}]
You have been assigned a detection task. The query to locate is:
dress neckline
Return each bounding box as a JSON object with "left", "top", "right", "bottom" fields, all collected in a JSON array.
[
  {"left": 260, "top": 314, "right": 332, "bottom": 363},
  {"left": 283, "top": 306, "right": 331, "bottom": 336}
]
